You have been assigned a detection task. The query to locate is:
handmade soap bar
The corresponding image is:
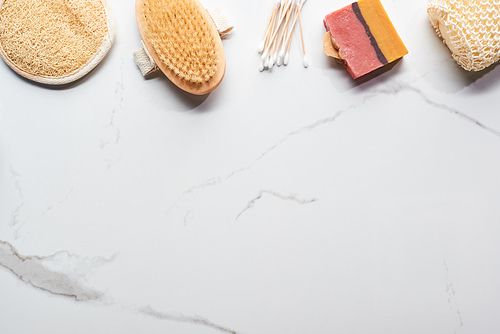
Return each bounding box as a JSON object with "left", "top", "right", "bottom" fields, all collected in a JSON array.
[
  {"left": 323, "top": 0, "right": 408, "bottom": 79},
  {"left": 428, "top": 0, "right": 500, "bottom": 71}
]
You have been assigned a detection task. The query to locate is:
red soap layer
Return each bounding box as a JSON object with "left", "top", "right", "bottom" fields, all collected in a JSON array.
[{"left": 324, "top": 5, "right": 383, "bottom": 79}]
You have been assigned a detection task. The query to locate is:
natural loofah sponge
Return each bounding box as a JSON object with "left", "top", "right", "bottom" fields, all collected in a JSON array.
[
  {"left": 0, "top": 0, "right": 115, "bottom": 85},
  {"left": 427, "top": 0, "right": 500, "bottom": 71},
  {"left": 136, "top": 0, "right": 226, "bottom": 95}
]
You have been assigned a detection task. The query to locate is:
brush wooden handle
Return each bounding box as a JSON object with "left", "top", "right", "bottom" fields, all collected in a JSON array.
[{"left": 136, "top": 0, "right": 226, "bottom": 95}]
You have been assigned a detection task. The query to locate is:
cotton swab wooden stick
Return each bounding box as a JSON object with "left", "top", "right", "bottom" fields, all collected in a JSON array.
[
  {"left": 259, "top": 1, "right": 282, "bottom": 71},
  {"left": 283, "top": 0, "right": 301, "bottom": 65},
  {"left": 264, "top": 4, "right": 288, "bottom": 69},
  {"left": 268, "top": 22, "right": 282, "bottom": 68},
  {"left": 275, "top": 0, "right": 294, "bottom": 59},
  {"left": 280, "top": 0, "right": 299, "bottom": 58},
  {"left": 297, "top": 0, "right": 308, "bottom": 67},
  {"left": 264, "top": 6, "right": 278, "bottom": 50},
  {"left": 275, "top": 0, "right": 294, "bottom": 65},
  {"left": 260, "top": 5, "right": 278, "bottom": 63},
  {"left": 261, "top": 0, "right": 292, "bottom": 59},
  {"left": 258, "top": 0, "right": 279, "bottom": 53},
  {"left": 260, "top": 0, "right": 280, "bottom": 54},
  {"left": 261, "top": 0, "right": 283, "bottom": 59}
]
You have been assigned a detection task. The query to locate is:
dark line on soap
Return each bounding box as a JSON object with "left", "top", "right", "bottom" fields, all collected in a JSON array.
[{"left": 351, "top": 2, "right": 388, "bottom": 65}]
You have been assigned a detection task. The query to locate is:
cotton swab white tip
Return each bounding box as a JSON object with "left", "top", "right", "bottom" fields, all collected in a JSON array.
[
  {"left": 258, "top": 60, "right": 265, "bottom": 72},
  {"left": 279, "top": 46, "right": 286, "bottom": 59},
  {"left": 277, "top": 56, "right": 283, "bottom": 66},
  {"left": 268, "top": 56, "right": 274, "bottom": 69},
  {"left": 261, "top": 50, "right": 269, "bottom": 61},
  {"left": 283, "top": 52, "right": 290, "bottom": 66},
  {"left": 258, "top": 40, "right": 265, "bottom": 54},
  {"left": 303, "top": 55, "right": 309, "bottom": 68}
]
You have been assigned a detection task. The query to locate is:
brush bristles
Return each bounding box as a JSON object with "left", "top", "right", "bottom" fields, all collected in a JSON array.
[{"left": 141, "top": 0, "right": 219, "bottom": 84}]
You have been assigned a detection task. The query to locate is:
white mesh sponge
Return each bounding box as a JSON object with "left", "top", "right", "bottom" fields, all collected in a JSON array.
[{"left": 427, "top": 0, "right": 500, "bottom": 71}]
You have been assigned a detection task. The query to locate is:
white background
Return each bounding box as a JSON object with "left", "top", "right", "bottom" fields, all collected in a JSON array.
[{"left": 1, "top": 0, "right": 500, "bottom": 333}]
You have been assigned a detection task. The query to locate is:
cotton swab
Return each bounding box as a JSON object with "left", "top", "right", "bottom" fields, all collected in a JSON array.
[
  {"left": 258, "top": 2, "right": 278, "bottom": 53},
  {"left": 262, "top": 0, "right": 290, "bottom": 69},
  {"left": 259, "top": 0, "right": 280, "bottom": 56},
  {"left": 276, "top": 0, "right": 295, "bottom": 65},
  {"left": 262, "top": 0, "right": 292, "bottom": 58},
  {"left": 283, "top": 0, "right": 300, "bottom": 65},
  {"left": 297, "top": 0, "right": 308, "bottom": 67},
  {"left": 258, "top": 0, "right": 308, "bottom": 71}
]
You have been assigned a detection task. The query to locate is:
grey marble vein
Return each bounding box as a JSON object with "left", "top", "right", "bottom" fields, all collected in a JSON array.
[
  {"left": 0, "top": 240, "right": 106, "bottom": 301},
  {"left": 134, "top": 305, "right": 238, "bottom": 334},
  {"left": 101, "top": 58, "right": 124, "bottom": 151},
  {"left": 236, "top": 190, "right": 318, "bottom": 220},
  {"left": 167, "top": 109, "right": 348, "bottom": 217},
  {"left": 0, "top": 240, "right": 239, "bottom": 333},
  {"left": 183, "top": 209, "right": 195, "bottom": 226},
  {"left": 171, "top": 79, "right": 500, "bottom": 226},
  {"left": 444, "top": 259, "right": 464, "bottom": 333},
  {"left": 373, "top": 82, "right": 500, "bottom": 139},
  {"left": 9, "top": 165, "right": 24, "bottom": 239},
  {"left": 39, "top": 187, "right": 74, "bottom": 219}
]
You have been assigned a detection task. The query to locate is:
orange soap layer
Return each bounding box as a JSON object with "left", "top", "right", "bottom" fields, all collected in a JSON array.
[{"left": 357, "top": 0, "right": 408, "bottom": 62}]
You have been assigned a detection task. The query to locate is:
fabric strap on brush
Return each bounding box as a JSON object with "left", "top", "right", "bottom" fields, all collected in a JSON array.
[{"left": 208, "top": 7, "right": 234, "bottom": 37}]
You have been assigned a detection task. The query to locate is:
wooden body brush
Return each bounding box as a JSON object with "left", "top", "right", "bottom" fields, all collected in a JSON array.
[{"left": 136, "top": 0, "right": 227, "bottom": 95}]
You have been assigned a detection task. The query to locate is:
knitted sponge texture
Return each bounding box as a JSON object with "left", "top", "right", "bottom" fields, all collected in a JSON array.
[
  {"left": 0, "top": 0, "right": 108, "bottom": 77},
  {"left": 428, "top": 0, "right": 500, "bottom": 71},
  {"left": 139, "top": 0, "right": 219, "bottom": 84}
]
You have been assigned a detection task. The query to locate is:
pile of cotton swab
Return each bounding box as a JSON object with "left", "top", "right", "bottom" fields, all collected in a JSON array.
[{"left": 258, "top": 0, "right": 308, "bottom": 71}]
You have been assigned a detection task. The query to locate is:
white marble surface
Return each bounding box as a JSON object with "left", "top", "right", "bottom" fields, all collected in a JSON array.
[{"left": 1, "top": 0, "right": 500, "bottom": 333}]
